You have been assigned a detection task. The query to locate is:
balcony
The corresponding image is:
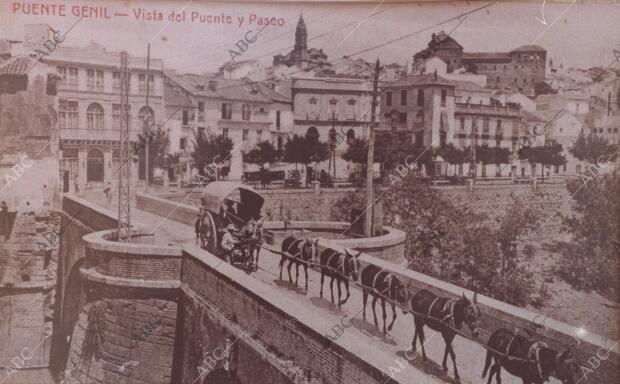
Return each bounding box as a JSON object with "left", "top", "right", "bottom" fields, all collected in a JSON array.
[
  {"left": 217, "top": 120, "right": 271, "bottom": 130},
  {"left": 455, "top": 102, "right": 521, "bottom": 117},
  {"left": 59, "top": 128, "right": 143, "bottom": 143}
]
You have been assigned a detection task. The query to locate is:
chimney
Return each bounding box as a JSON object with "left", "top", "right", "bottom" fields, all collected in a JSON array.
[{"left": 208, "top": 80, "right": 217, "bottom": 91}]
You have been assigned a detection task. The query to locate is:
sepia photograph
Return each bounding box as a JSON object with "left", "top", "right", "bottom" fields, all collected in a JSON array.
[{"left": 0, "top": 0, "right": 619, "bottom": 383}]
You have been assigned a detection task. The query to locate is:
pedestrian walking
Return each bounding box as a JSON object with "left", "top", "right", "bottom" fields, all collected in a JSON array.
[{"left": 104, "top": 182, "right": 112, "bottom": 205}]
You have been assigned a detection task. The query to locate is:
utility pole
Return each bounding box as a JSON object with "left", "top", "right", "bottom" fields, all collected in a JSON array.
[
  {"left": 144, "top": 43, "right": 151, "bottom": 193},
  {"left": 118, "top": 51, "right": 131, "bottom": 241},
  {"left": 331, "top": 111, "right": 336, "bottom": 180},
  {"left": 365, "top": 59, "right": 380, "bottom": 238}
]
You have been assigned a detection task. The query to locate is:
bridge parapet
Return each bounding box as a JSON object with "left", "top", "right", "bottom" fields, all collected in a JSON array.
[
  {"left": 317, "top": 239, "right": 620, "bottom": 384},
  {"left": 176, "top": 245, "right": 441, "bottom": 384}
]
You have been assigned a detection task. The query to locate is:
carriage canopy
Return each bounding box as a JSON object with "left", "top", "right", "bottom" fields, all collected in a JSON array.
[{"left": 201, "top": 181, "right": 265, "bottom": 222}]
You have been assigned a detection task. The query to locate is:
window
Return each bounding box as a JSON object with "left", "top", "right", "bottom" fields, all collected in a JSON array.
[
  {"left": 147, "top": 74, "right": 154, "bottom": 93},
  {"left": 222, "top": 128, "right": 229, "bottom": 138},
  {"left": 460, "top": 117, "right": 465, "bottom": 130},
  {"left": 483, "top": 118, "right": 490, "bottom": 133},
  {"left": 57, "top": 66, "right": 67, "bottom": 87},
  {"left": 497, "top": 119, "right": 502, "bottom": 134},
  {"left": 59, "top": 100, "right": 78, "bottom": 129},
  {"left": 306, "top": 126, "right": 319, "bottom": 140},
  {"left": 417, "top": 89, "right": 424, "bottom": 107},
  {"left": 257, "top": 130, "right": 262, "bottom": 140},
  {"left": 440, "top": 131, "right": 447, "bottom": 146},
  {"left": 415, "top": 132, "right": 424, "bottom": 146},
  {"left": 87, "top": 103, "right": 104, "bottom": 130},
  {"left": 180, "top": 138, "right": 187, "bottom": 150},
  {"left": 138, "top": 74, "right": 146, "bottom": 93},
  {"left": 198, "top": 101, "right": 205, "bottom": 121},
  {"left": 221, "top": 103, "right": 232, "bottom": 119},
  {"left": 328, "top": 98, "right": 338, "bottom": 119},
  {"left": 308, "top": 98, "right": 318, "bottom": 118},
  {"left": 242, "top": 104, "right": 251, "bottom": 121},
  {"left": 242, "top": 129, "right": 249, "bottom": 141},
  {"left": 276, "top": 111, "right": 281, "bottom": 129},
  {"left": 138, "top": 106, "right": 154, "bottom": 127},
  {"left": 400, "top": 90, "right": 407, "bottom": 106},
  {"left": 441, "top": 89, "right": 447, "bottom": 106},
  {"left": 95, "top": 70, "right": 104, "bottom": 91},
  {"left": 576, "top": 164, "right": 581, "bottom": 173},
  {"left": 386, "top": 91, "right": 392, "bottom": 106},
  {"left": 182, "top": 110, "right": 189, "bottom": 125},
  {"left": 346, "top": 99, "right": 356, "bottom": 120},
  {"left": 112, "top": 104, "right": 121, "bottom": 130},
  {"left": 86, "top": 69, "right": 95, "bottom": 90},
  {"left": 112, "top": 71, "right": 120, "bottom": 90},
  {"left": 346, "top": 129, "right": 355, "bottom": 144},
  {"left": 415, "top": 110, "right": 424, "bottom": 124},
  {"left": 399, "top": 112, "right": 407, "bottom": 124},
  {"left": 496, "top": 76, "right": 500, "bottom": 83},
  {"left": 563, "top": 163, "right": 567, "bottom": 172}
]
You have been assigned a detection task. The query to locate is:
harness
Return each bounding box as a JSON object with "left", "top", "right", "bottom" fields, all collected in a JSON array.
[
  {"left": 372, "top": 272, "right": 393, "bottom": 296},
  {"left": 426, "top": 298, "right": 457, "bottom": 328},
  {"left": 505, "top": 334, "right": 547, "bottom": 380},
  {"left": 327, "top": 251, "right": 344, "bottom": 276}
]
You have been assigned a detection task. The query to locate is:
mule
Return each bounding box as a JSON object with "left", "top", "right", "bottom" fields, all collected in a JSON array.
[
  {"left": 482, "top": 328, "right": 579, "bottom": 384},
  {"left": 361, "top": 264, "right": 409, "bottom": 334},
  {"left": 409, "top": 289, "right": 481, "bottom": 380},
  {"left": 279, "top": 235, "right": 318, "bottom": 290},
  {"left": 319, "top": 248, "right": 362, "bottom": 308}
]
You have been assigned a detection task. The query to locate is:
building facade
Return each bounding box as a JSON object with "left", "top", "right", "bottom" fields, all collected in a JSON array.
[
  {"left": 413, "top": 31, "right": 547, "bottom": 96},
  {"left": 165, "top": 73, "right": 293, "bottom": 180},
  {"left": 42, "top": 43, "right": 164, "bottom": 192}
]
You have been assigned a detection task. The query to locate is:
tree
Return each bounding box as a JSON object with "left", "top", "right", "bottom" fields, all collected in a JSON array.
[
  {"left": 283, "top": 134, "right": 329, "bottom": 167},
  {"left": 191, "top": 130, "right": 233, "bottom": 179},
  {"left": 243, "top": 140, "right": 278, "bottom": 165},
  {"left": 146, "top": 128, "right": 170, "bottom": 180},
  {"left": 438, "top": 143, "right": 468, "bottom": 176},
  {"left": 569, "top": 133, "right": 618, "bottom": 165},
  {"left": 559, "top": 171, "right": 619, "bottom": 300},
  {"left": 519, "top": 141, "right": 566, "bottom": 180},
  {"left": 330, "top": 175, "right": 544, "bottom": 306}
]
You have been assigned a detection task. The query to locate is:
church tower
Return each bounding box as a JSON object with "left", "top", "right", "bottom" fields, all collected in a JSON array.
[{"left": 294, "top": 14, "right": 307, "bottom": 51}]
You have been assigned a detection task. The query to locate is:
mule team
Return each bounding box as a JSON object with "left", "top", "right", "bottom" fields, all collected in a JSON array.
[{"left": 280, "top": 234, "right": 579, "bottom": 384}]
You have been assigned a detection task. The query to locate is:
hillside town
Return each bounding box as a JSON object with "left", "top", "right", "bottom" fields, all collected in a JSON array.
[{"left": 1, "top": 16, "right": 618, "bottom": 193}]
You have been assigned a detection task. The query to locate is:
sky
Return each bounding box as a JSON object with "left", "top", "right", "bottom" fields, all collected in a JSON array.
[{"left": 2, "top": 0, "right": 620, "bottom": 74}]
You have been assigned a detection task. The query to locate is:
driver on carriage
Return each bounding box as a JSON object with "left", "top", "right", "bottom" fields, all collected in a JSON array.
[{"left": 221, "top": 224, "right": 238, "bottom": 257}]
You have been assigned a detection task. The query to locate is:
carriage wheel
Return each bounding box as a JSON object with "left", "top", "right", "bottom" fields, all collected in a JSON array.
[{"left": 203, "top": 212, "right": 218, "bottom": 255}]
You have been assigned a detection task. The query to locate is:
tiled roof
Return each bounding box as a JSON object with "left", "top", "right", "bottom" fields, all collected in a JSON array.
[
  {"left": 462, "top": 52, "right": 511, "bottom": 60},
  {"left": 44, "top": 44, "right": 163, "bottom": 71},
  {"left": 164, "top": 78, "right": 194, "bottom": 107},
  {"left": 384, "top": 73, "right": 455, "bottom": 88},
  {"left": 167, "top": 73, "right": 290, "bottom": 103},
  {"left": 511, "top": 45, "right": 546, "bottom": 53},
  {"left": 0, "top": 56, "right": 33, "bottom": 76},
  {"left": 452, "top": 79, "right": 489, "bottom": 92}
]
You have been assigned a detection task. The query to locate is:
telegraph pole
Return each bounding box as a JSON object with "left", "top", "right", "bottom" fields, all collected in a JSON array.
[
  {"left": 365, "top": 59, "right": 380, "bottom": 238},
  {"left": 144, "top": 43, "right": 151, "bottom": 193},
  {"left": 118, "top": 51, "right": 131, "bottom": 241},
  {"left": 331, "top": 111, "right": 336, "bottom": 180}
]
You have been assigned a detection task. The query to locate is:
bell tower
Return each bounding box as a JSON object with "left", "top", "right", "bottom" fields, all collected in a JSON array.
[{"left": 294, "top": 14, "right": 307, "bottom": 51}]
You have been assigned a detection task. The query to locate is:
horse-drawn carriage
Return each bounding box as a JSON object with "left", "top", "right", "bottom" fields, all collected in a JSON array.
[{"left": 195, "top": 181, "right": 266, "bottom": 272}]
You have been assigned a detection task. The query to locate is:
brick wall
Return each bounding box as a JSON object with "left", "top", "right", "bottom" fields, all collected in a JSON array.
[
  {"left": 176, "top": 246, "right": 438, "bottom": 384},
  {"left": 64, "top": 285, "right": 178, "bottom": 384}
]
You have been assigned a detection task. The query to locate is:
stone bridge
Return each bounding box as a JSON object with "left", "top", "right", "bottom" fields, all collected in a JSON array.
[{"left": 48, "top": 194, "right": 619, "bottom": 384}]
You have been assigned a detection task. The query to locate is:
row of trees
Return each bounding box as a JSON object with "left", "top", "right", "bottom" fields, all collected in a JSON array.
[
  {"left": 190, "top": 129, "right": 331, "bottom": 178},
  {"left": 342, "top": 136, "right": 566, "bottom": 179}
]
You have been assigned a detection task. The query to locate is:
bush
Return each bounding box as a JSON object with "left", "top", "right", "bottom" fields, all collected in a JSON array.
[
  {"left": 331, "top": 175, "right": 546, "bottom": 306},
  {"left": 558, "top": 171, "right": 619, "bottom": 300}
]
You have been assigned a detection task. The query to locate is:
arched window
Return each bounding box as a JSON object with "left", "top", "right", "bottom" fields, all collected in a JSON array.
[
  {"left": 86, "top": 103, "right": 104, "bottom": 130},
  {"left": 138, "top": 106, "right": 154, "bottom": 127},
  {"left": 306, "top": 126, "right": 319, "bottom": 140},
  {"left": 346, "top": 129, "right": 355, "bottom": 144}
]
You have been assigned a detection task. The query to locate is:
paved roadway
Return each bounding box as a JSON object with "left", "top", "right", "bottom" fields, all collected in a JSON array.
[{"left": 83, "top": 192, "right": 566, "bottom": 384}]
